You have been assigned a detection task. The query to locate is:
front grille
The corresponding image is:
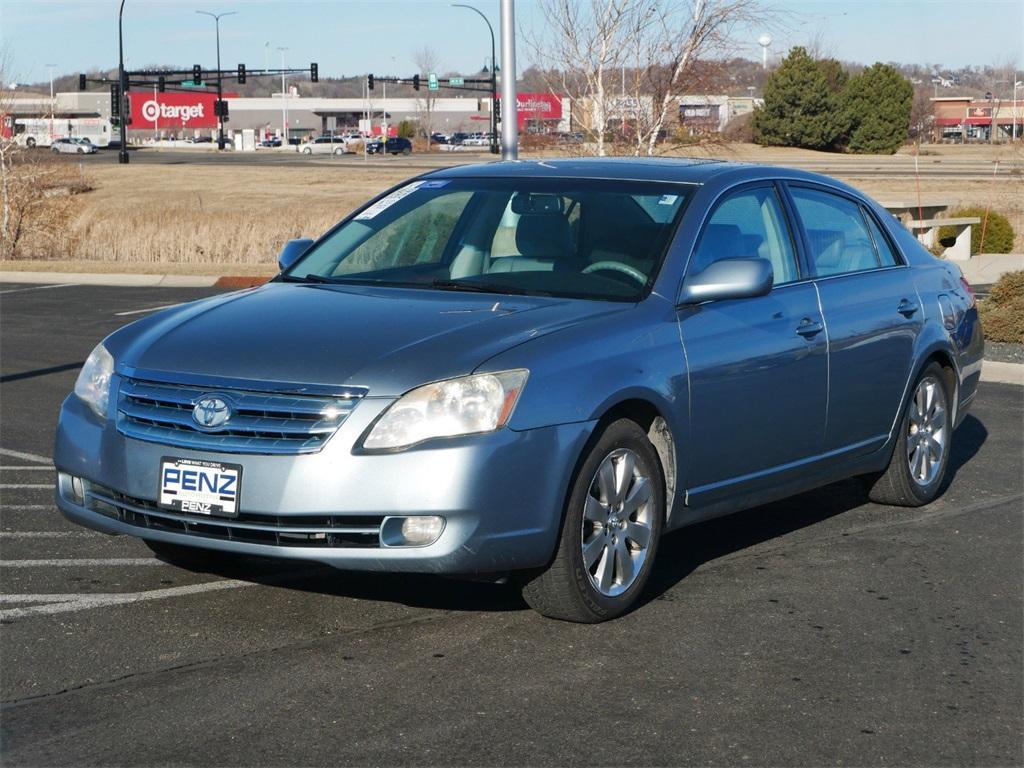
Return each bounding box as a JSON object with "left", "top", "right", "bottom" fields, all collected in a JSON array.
[
  {"left": 117, "top": 378, "right": 364, "bottom": 455},
  {"left": 86, "top": 485, "right": 383, "bottom": 548}
]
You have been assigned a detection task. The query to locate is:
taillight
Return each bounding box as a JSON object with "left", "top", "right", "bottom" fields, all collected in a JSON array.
[{"left": 960, "top": 275, "right": 976, "bottom": 307}]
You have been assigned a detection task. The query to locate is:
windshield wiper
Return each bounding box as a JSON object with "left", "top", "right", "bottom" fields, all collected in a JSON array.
[{"left": 428, "top": 279, "right": 533, "bottom": 296}]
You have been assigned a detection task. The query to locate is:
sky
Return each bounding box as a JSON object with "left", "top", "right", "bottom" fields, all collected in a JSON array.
[{"left": 1, "top": 0, "right": 1021, "bottom": 87}]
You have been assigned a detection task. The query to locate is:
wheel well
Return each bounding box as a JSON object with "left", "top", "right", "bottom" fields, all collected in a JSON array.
[
  {"left": 921, "top": 351, "right": 958, "bottom": 422},
  {"left": 597, "top": 399, "right": 678, "bottom": 522}
]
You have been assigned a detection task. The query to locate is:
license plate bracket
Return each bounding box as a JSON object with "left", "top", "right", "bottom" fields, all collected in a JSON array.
[{"left": 158, "top": 457, "right": 242, "bottom": 517}]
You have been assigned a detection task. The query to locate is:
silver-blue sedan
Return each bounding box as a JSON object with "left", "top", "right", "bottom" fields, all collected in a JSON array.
[{"left": 55, "top": 159, "right": 984, "bottom": 622}]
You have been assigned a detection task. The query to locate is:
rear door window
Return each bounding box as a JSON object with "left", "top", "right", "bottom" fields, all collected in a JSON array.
[{"left": 790, "top": 187, "right": 887, "bottom": 276}]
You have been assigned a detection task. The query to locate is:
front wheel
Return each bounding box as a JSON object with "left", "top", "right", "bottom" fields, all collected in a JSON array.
[
  {"left": 401, "top": 147, "right": 411, "bottom": 155},
  {"left": 519, "top": 418, "right": 664, "bottom": 622},
  {"left": 865, "top": 362, "right": 953, "bottom": 506}
]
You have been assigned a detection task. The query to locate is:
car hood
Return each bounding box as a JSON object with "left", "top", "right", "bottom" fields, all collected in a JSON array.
[{"left": 108, "top": 281, "right": 630, "bottom": 396}]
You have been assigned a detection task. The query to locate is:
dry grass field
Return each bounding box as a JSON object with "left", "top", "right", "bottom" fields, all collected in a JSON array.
[{"left": 2, "top": 142, "right": 1021, "bottom": 275}]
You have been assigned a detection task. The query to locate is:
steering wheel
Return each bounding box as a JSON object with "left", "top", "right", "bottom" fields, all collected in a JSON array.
[{"left": 582, "top": 261, "right": 648, "bottom": 286}]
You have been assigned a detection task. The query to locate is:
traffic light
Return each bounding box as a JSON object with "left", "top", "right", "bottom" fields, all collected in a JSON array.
[
  {"left": 158, "top": 76, "right": 166, "bottom": 93},
  {"left": 110, "top": 83, "right": 121, "bottom": 117},
  {"left": 412, "top": 74, "right": 420, "bottom": 91},
  {"left": 214, "top": 100, "right": 229, "bottom": 119},
  {"left": 78, "top": 74, "right": 87, "bottom": 91},
  {"left": 238, "top": 64, "right": 246, "bottom": 84},
  {"left": 367, "top": 74, "right": 374, "bottom": 91},
  {"left": 193, "top": 64, "right": 202, "bottom": 82},
  {"left": 494, "top": 98, "right": 501, "bottom": 122},
  {"left": 310, "top": 62, "right": 318, "bottom": 83}
]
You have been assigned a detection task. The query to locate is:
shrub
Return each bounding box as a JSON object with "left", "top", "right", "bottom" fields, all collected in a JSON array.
[
  {"left": 978, "top": 270, "right": 1024, "bottom": 343},
  {"left": 937, "top": 207, "right": 1015, "bottom": 254},
  {"left": 840, "top": 63, "right": 913, "bottom": 154}
]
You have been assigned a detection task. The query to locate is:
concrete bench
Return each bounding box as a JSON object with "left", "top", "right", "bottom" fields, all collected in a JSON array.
[{"left": 907, "top": 216, "right": 981, "bottom": 261}]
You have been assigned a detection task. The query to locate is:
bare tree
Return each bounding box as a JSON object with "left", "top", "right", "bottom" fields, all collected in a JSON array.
[
  {"left": 413, "top": 47, "right": 441, "bottom": 150},
  {"left": 622, "top": 0, "right": 764, "bottom": 156},
  {"left": 527, "top": 0, "right": 764, "bottom": 157},
  {"left": 527, "top": 0, "right": 634, "bottom": 156},
  {"left": 1, "top": 51, "right": 91, "bottom": 260}
]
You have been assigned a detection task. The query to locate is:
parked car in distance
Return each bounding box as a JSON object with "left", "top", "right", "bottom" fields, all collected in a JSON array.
[
  {"left": 463, "top": 132, "right": 492, "bottom": 146},
  {"left": 366, "top": 137, "right": 412, "bottom": 155},
  {"left": 260, "top": 137, "right": 282, "bottom": 148},
  {"left": 301, "top": 135, "right": 351, "bottom": 155},
  {"left": 55, "top": 158, "right": 983, "bottom": 623},
  {"left": 51, "top": 137, "right": 97, "bottom": 154},
  {"left": 430, "top": 132, "right": 449, "bottom": 144},
  {"left": 449, "top": 132, "right": 469, "bottom": 146},
  {"left": 185, "top": 136, "right": 213, "bottom": 144}
]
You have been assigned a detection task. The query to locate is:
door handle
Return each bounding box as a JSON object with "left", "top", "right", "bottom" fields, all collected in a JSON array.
[
  {"left": 897, "top": 298, "right": 919, "bottom": 317},
  {"left": 795, "top": 318, "right": 824, "bottom": 338}
]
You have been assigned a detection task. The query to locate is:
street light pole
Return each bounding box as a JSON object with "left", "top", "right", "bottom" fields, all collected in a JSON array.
[
  {"left": 45, "top": 64, "right": 55, "bottom": 141},
  {"left": 499, "top": 0, "right": 518, "bottom": 160},
  {"left": 452, "top": 4, "right": 498, "bottom": 154},
  {"left": 196, "top": 10, "right": 236, "bottom": 150},
  {"left": 277, "top": 47, "right": 289, "bottom": 144},
  {"left": 1014, "top": 79, "right": 1022, "bottom": 142},
  {"left": 117, "top": 0, "right": 129, "bottom": 163}
]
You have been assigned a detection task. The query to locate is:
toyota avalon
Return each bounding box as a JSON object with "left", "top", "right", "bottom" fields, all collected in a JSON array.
[{"left": 55, "top": 158, "right": 983, "bottom": 622}]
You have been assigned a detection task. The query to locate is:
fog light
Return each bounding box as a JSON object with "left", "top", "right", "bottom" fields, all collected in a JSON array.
[
  {"left": 380, "top": 515, "right": 445, "bottom": 547},
  {"left": 58, "top": 472, "right": 85, "bottom": 505}
]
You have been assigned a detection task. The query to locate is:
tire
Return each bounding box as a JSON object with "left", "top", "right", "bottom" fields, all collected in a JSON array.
[
  {"left": 866, "top": 362, "right": 953, "bottom": 506},
  {"left": 301, "top": 147, "right": 312, "bottom": 155},
  {"left": 26, "top": 137, "right": 36, "bottom": 148},
  {"left": 402, "top": 147, "right": 411, "bottom": 155},
  {"left": 334, "top": 147, "right": 345, "bottom": 156},
  {"left": 519, "top": 418, "right": 665, "bottom": 623}
]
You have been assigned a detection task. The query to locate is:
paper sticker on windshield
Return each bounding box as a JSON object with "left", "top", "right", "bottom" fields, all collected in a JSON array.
[
  {"left": 658, "top": 194, "right": 679, "bottom": 206},
  {"left": 354, "top": 181, "right": 425, "bottom": 220},
  {"left": 419, "top": 180, "right": 450, "bottom": 189}
]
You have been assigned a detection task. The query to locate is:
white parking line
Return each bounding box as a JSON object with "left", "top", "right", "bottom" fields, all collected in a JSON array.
[
  {"left": 0, "top": 579, "right": 254, "bottom": 620},
  {"left": 0, "top": 448, "right": 52, "bottom": 464},
  {"left": 1, "top": 484, "right": 52, "bottom": 490},
  {"left": 1, "top": 505, "right": 54, "bottom": 510},
  {"left": 0, "top": 283, "right": 74, "bottom": 296},
  {"left": 114, "top": 303, "right": 182, "bottom": 317},
  {"left": 0, "top": 466, "right": 54, "bottom": 471},
  {"left": 0, "top": 531, "right": 98, "bottom": 538},
  {"left": 0, "top": 558, "right": 163, "bottom": 568}
]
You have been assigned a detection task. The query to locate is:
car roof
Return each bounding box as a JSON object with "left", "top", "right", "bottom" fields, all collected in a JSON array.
[{"left": 422, "top": 157, "right": 856, "bottom": 190}]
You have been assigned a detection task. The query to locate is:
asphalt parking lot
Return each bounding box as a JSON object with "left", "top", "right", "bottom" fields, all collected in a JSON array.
[{"left": 1, "top": 282, "right": 1022, "bottom": 767}]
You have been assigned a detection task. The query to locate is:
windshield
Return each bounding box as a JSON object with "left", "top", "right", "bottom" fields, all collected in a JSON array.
[{"left": 284, "top": 177, "right": 693, "bottom": 301}]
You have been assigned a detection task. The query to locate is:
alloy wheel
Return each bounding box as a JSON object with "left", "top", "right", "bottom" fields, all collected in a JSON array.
[
  {"left": 907, "top": 376, "right": 947, "bottom": 486},
  {"left": 581, "top": 448, "right": 654, "bottom": 597}
]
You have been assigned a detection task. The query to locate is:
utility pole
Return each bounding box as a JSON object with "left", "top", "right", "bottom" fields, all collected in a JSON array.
[
  {"left": 117, "top": 0, "right": 129, "bottom": 163},
  {"left": 45, "top": 64, "right": 56, "bottom": 141},
  {"left": 499, "top": 0, "right": 518, "bottom": 160},
  {"left": 196, "top": 10, "right": 236, "bottom": 150},
  {"left": 278, "top": 47, "right": 289, "bottom": 144},
  {"left": 452, "top": 4, "right": 498, "bottom": 154}
]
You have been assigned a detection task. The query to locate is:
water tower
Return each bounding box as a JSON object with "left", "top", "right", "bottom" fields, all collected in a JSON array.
[{"left": 758, "top": 34, "right": 772, "bottom": 70}]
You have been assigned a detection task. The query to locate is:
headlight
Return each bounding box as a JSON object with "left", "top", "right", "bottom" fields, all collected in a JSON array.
[
  {"left": 363, "top": 369, "right": 529, "bottom": 451},
  {"left": 74, "top": 343, "right": 114, "bottom": 419}
]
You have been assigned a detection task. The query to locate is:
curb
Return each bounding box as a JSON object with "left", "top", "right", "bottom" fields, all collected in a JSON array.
[
  {"left": 0, "top": 271, "right": 273, "bottom": 288},
  {"left": 980, "top": 361, "right": 1024, "bottom": 386}
]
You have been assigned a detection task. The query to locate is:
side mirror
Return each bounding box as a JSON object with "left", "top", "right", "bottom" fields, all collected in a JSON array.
[
  {"left": 277, "top": 238, "right": 314, "bottom": 272},
  {"left": 678, "top": 258, "right": 774, "bottom": 305}
]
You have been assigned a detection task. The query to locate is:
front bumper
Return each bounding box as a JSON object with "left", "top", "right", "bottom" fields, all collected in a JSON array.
[{"left": 54, "top": 392, "right": 594, "bottom": 575}]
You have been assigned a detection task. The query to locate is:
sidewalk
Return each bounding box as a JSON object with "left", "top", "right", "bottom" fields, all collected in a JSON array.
[{"left": 956, "top": 253, "right": 1024, "bottom": 285}]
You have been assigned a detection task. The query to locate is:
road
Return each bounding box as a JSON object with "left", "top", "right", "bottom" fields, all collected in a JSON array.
[
  {"left": 63, "top": 145, "right": 1019, "bottom": 180},
  {"left": 1, "top": 282, "right": 1022, "bottom": 766}
]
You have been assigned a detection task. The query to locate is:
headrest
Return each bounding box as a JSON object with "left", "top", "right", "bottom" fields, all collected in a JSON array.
[{"left": 515, "top": 214, "right": 574, "bottom": 261}]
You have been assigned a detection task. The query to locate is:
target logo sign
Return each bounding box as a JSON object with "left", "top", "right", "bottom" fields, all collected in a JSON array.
[{"left": 129, "top": 92, "right": 232, "bottom": 129}]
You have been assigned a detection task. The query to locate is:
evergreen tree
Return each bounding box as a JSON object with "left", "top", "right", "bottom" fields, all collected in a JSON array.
[
  {"left": 841, "top": 63, "right": 913, "bottom": 154},
  {"left": 752, "top": 47, "right": 848, "bottom": 150}
]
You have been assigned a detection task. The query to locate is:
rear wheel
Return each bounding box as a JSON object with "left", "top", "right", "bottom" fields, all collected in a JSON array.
[
  {"left": 402, "top": 147, "right": 411, "bottom": 155},
  {"left": 520, "top": 419, "right": 664, "bottom": 622},
  {"left": 866, "top": 362, "right": 952, "bottom": 506},
  {"left": 26, "top": 137, "right": 36, "bottom": 148}
]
